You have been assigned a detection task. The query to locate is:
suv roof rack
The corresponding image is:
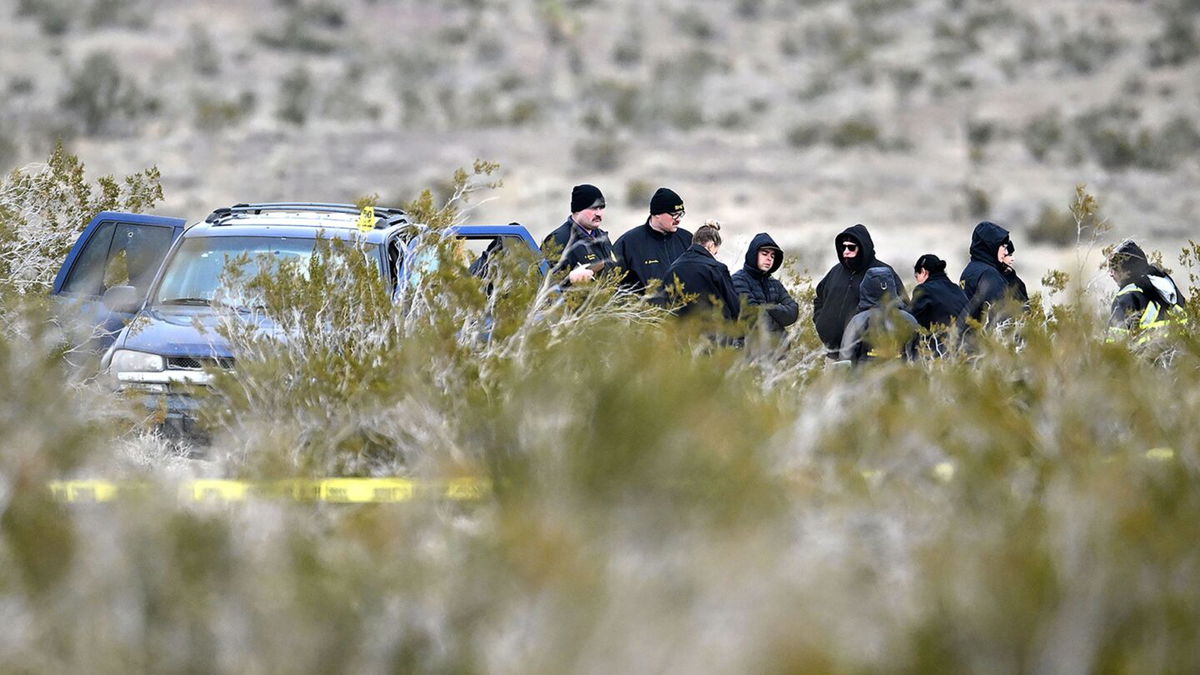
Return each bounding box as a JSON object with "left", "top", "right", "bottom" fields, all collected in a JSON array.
[{"left": 205, "top": 202, "right": 409, "bottom": 228}]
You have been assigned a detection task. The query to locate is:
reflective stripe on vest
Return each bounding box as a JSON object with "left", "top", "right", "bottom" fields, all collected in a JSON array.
[{"left": 1110, "top": 284, "right": 1186, "bottom": 343}]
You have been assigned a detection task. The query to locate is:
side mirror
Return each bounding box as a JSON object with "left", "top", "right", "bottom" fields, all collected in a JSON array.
[{"left": 102, "top": 285, "right": 143, "bottom": 313}]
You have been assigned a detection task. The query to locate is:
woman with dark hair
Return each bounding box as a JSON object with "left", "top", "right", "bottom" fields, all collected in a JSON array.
[
  {"left": 1107, "top": 239, "right": 1188, "bottom": 342},
  {"left": 911, "top": 254, "right": 968, "bottom": 329},
  {"left": 666, "top": 220, "right": 740, "bottom": 322},
  {"left": 911, "top": 253, "right": 969, "bottom": 356}
]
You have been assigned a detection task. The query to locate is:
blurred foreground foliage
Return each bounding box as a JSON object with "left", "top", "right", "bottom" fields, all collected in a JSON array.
[{"left": 4, "top": 156, "right": 1200, "bottom": 670}]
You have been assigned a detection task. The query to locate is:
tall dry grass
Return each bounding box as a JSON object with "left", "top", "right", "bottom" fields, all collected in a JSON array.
[{"left": 2, "top": 151, "right": 1200, "bottom": 672}]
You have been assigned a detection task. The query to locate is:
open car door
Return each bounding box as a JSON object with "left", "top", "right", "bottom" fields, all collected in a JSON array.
[{"left": 52, "top": 211, "right": 186, "bottom": 356}]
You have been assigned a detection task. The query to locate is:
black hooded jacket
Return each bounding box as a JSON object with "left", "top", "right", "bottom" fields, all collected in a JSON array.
[
  {"left": 667, "top": 244, "right": 740, "bottom": 321},
  {"left": 541, "top": 217, "right": 617, "bottom": 281},
  {"left": 960, "top": 221, "right": 1029, "bottom": 323},
  {"left": 911, "top": 271, "right": 969, "bottom": 329},
  {"left": 813, "top": 224, "right": 906, "bottom": 353},
  {"left": 731, "top": 233, "right": 799, "bottom": 333},
  {"left": 839, "top": 267, "right": 920, "bottom": 364},
  {"left": 612, "top": 221, "right": 693, "bottom": 294}
]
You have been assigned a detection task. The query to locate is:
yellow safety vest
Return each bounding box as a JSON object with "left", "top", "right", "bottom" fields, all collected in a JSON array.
[{"left": 1107, "top": 283, "right": 1187, "bottom": 343}]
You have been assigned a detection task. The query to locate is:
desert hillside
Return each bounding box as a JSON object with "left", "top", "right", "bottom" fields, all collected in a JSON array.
[{"left": 2, "top": 0, "right": 1198, "bottom": 286}]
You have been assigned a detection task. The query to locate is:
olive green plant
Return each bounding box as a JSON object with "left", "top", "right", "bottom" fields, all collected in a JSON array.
[
  {"left": 204, "top": 163, "right": 673, "bottom": 476},
  {"left": 0, "top": 142, "right": 163, "bottom": 297},
  {"left": 5, "top": 173, "right": 1200, "bottom": 672}
]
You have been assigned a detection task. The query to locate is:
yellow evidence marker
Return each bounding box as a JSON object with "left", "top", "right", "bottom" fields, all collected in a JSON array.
[{"left": 356, "top": 205, "right": 375, "bottom": 232}]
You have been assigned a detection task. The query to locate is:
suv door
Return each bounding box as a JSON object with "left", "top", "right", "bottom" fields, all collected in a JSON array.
[{"left": 52, "top": 211, "right": 185, "bottom": 354}]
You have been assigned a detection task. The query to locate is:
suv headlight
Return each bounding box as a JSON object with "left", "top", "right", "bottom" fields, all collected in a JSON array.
[{"left": 110, "top": 349, "right": 165, "bottom": 373}]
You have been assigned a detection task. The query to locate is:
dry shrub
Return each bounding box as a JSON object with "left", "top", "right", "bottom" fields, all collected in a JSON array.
[{"left": 2, "top": 161, "right": 1200, "bottom": 671}]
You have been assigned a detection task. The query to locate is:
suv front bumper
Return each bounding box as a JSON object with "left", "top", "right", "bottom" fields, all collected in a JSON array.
[{"left": 116, "top": 370, "right": 219, "bottom": 439}]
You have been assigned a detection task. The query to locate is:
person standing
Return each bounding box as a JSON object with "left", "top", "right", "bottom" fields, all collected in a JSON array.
[
  {"left": 1106, "top": 239, "right": 1188, "bottom": 342},
  {"left": 812, "top": 224, "right": 905, "bottom": 356},
  {"left": 911, "top": 253, "right": 968, "bottom": 329},
  {"left": 910, "top": 253, "right": 969, "bottom": 356},
  {"left": 541, "top": 184, "right": 616, "bottom": 285},
  {"left": 960, "top": 221, "right": 1028, "bottom": 325},
  {"left": 839, "top": 267, "right": 920, "bottom": 364},
  {"left": 613, "top": 187, "right": 692, "bottom": 295},
  {"left": 666, "top": 221, "right": 740, "bottom": 328},
  {"left": 731, "top": 233, "right": 799, "bottom": 346}
]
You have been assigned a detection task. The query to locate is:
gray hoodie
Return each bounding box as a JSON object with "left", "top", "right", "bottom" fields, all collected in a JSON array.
[{"left": 839, "top": 267, "right": 920, "bottom": 363}]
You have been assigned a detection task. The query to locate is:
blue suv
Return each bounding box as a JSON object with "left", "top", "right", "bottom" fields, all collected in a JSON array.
[{"left": 80, "top": 202, "right": 545, "bottom": 435}]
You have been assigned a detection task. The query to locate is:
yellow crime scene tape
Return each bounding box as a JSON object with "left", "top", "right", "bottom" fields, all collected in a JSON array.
[
  {"left": 49, "top": 477, "right": 490, "bottom": 504},
  {"left": 50, "top": 450, "right": 1179, "bottom": 503}
]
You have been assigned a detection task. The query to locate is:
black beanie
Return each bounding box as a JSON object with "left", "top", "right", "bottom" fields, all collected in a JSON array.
[
  {"left": 571, "top": 184, "right": 605, "bottom": 213},
  {"left": 649, "top": 187, "right": 684, "bottom": 216}
]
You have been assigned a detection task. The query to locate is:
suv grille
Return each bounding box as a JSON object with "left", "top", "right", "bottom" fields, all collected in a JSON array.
[{"left": 167, "top": 357, "right": 234, "bottom": 370}]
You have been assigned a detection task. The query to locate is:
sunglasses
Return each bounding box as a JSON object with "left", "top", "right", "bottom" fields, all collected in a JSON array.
[{"left": 841, "top": 243, "right": 859, "bottom": 252}]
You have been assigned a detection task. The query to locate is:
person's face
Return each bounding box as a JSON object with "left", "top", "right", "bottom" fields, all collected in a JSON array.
[
  {"left": 998, "top": 244, "right": 1014, "bottom": 267},
  {"left": 840, "top": 240, "right": 859, "bottom": 260},
  {"left": 651, "top": 210, "right": 683, "bottom": 233},
  {"left": 915, "top": 268, "right": 930, "bottom": 285},
  {"left": 756, "top": 248, "right": 777, "bottom": 272},
  {"left": 574, "top": 204, "right": 604, "bottom": 229}
]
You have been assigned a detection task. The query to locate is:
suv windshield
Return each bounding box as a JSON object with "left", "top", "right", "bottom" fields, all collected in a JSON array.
[{"left": 154, "top": 236, "right": 378, "bottom": 306}]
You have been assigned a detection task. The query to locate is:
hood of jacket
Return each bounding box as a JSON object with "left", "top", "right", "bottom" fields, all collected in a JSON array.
[
  {"left": 858, "top": 266, "right": 900, "bottom": 311},
  {"left": 742, "top": 232, "right": 784, "bottom": 277},
  {"left": 1109, "top": 239, "right": 1152, "bottom": 286},
  {"left": 835, "top": 224, "right": 877, "bottom": 273},
  {"left": 1108, "top": 239, "right": 1187, "bottom": 307},
  {"left": 968, "top": 221, "right": 1013, "bottom": 270}
]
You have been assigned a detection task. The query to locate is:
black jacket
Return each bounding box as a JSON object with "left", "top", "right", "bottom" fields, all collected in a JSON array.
[
  {"left": 1109, "top": 277, "right": 1186, "bottom": 330},
  {"left": 667, "top": 244, "right": 740, "bottom": 321},
  {"left": 1111, "top": 285, "right": 1155, "bottom": 330},
  {"left": 612, "top": 221, "right": 693, "bottom": 294},
  {"left": 911, "top": 272, "right": 969, "bottom": 329},
  {"left": 813, "top": 224, "right": 906, "bottom": 353},
  {"left": 1108, "top": 239, "right": 1188, "bottom": 331},
  {"left": 839, "top": 267, "right": 920, "bottom": 364},
  {"left": 541, "top": 218, "right": 617, "bottom": 281},
  {"left": 731, "top": 233, "right": 799, "bottom": 333},
  {"left": 960, "top": 221, "right": 1028, "bottom": 323}
]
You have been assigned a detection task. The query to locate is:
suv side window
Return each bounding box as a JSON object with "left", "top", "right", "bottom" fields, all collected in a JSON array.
[
  {"left": 103, "top": 223, "right": 176, "bottom": 296},
  {"left": 60, "top": 221, "right": 116, "bottom": 296},
  {"left": 60, "top": 221, "right": 175, "bottom": 297}
]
